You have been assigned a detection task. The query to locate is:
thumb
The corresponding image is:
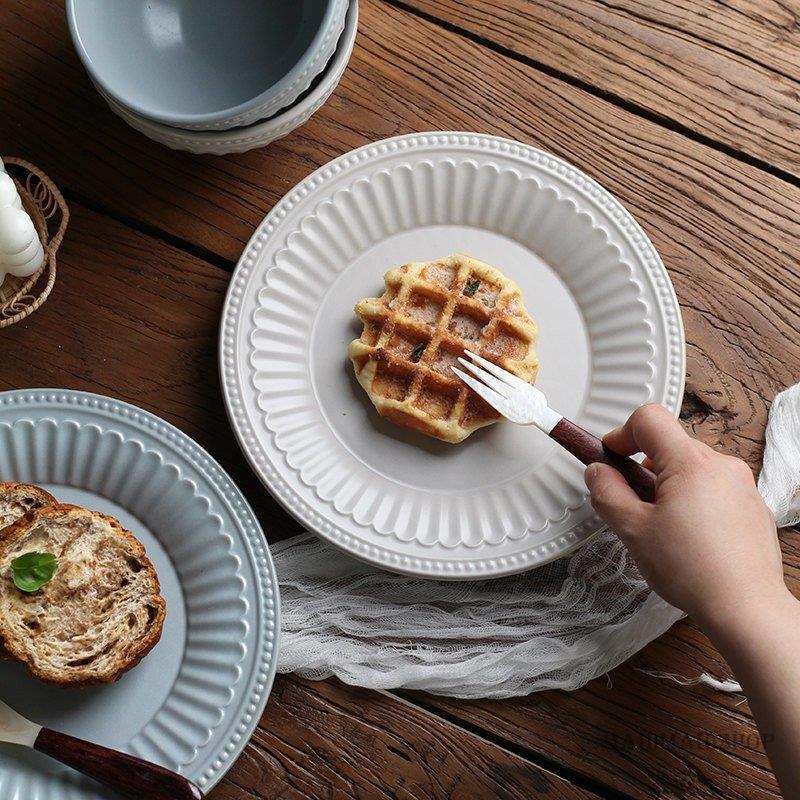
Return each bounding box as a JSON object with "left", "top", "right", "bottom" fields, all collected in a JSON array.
[{"left": 584, "top": 463, "right": 650, "bottom": 541}]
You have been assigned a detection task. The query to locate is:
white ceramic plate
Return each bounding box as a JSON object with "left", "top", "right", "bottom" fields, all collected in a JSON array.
[
  {"left": 98, "top": 1, "right": 358, "bottom": 155},
  {"left": 0, "top": 390, "right": 280, "bottom": 798},
  {"left": 221, "top": 133, "right": 685, "bottom": 579}
]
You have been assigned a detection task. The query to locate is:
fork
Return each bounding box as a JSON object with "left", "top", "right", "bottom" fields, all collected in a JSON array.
[{"left": 453, "top": 351, "right": 657, "bottom": 502}]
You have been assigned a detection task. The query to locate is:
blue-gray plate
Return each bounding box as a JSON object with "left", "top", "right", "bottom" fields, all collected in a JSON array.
[{"left": 0, "top": 389, "right": 279, "bottom": 799}]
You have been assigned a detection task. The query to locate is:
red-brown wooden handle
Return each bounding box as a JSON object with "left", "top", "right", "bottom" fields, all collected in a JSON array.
[
  {"left": 549, "top": 418, "right": 656, "bottom": 502},
  {"left": 34, "top": 727, "right": 204, "bottom": 800}
]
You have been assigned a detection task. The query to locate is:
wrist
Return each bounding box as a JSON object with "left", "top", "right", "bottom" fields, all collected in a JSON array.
[{"left": 699, "top": 585, "right": 799, "bottom": 655}]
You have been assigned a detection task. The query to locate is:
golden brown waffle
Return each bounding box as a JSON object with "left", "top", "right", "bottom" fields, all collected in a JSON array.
[{"left": 348, "top": 254, "right": 539, "bottom": 443}]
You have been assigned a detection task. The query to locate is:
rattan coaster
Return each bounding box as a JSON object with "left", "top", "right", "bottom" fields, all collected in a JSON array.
[{"left": 0, "top": 158, "right": 69, "bottom": 328}]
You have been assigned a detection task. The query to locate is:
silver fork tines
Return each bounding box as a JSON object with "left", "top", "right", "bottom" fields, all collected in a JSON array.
[
  {"left": 457, "top": 357, "right": 512, "bottom": 397},
  {"left": 452, "top": 352, "right": 658, "bottom": 502},
  {"left": 460, "top": 350, "right": 532, "bottom": 392},
  {"left": 451, "top": 350, "right": 554, "bottom": 429},
  {"left": 451, "top": 364, "right": 515, "bottom": 418}
]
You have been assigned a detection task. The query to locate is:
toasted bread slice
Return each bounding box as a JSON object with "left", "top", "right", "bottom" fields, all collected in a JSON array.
[
  {"left": 0, "top": 482, "right": 56, "bottom": 533},
  {"left": 0, "top": 504, "right": 166, "bottom": 686},
  {"left": 0, "top": 482, "right": 57, "bottom": 660}
]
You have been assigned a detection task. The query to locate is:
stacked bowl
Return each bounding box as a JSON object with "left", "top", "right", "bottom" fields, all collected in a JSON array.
[{"left": 66, "top": 0, "right": 357, "bottom": 155}]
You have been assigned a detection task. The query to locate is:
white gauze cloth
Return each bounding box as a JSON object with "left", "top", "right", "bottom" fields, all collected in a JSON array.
[{"left": 274, "top": 383, "right": 800, "bottom": 698}]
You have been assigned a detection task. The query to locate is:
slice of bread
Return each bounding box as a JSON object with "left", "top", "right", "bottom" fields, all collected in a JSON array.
[
  {"left": 0, "top": 482, "right": 56, "bottom": 533},
  {"left": 0, "top": 504, "right": 166, "bottom": 686},
  {"left": 0, "top": 482, "right": 57, "bottom": 660}
]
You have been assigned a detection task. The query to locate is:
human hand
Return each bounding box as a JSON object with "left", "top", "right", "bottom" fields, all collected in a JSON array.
[{"left": 584, "top": 404, "right": 787, "bottom": 632}]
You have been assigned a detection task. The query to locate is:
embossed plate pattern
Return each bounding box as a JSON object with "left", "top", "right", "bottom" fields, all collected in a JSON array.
[
  {"left": 0, "top": 390, "right": 279, "bottom": 799},
  {"left": 221, "top": 133, "right": 685, "bottom": 579}
]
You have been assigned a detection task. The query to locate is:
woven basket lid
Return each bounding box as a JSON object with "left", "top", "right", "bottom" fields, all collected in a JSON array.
[{"left": 0, "top": 157, "right": 69, "bottom": 328}]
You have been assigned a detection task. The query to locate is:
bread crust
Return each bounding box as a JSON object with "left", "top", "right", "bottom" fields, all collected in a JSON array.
[
  {"left": 0, "top": 482, "right": 57, "bottom": 538},
  {"left": 0, "top": 504, "right": 167, "bottom": 687},
  {"left": 0, "top": 482, "right": 57, "bottom": 506}
]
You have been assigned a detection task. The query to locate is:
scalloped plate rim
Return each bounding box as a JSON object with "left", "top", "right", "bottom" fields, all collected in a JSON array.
[
  {"left": 248, "top": 159, "right": 656, "bottom": 544},
  {"left": 220, "top": 132, "right": 686, "bottom": 579},
  {"left": 0, "top": 388, "right": 280, "bottom": 795}
]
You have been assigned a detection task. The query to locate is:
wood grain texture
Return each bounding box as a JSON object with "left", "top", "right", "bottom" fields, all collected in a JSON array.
[
  {"left": 2, "top": 0, "right": 799, "bottom": 445},
  {"left": 212, "top": 676, "right": 603, "bottom": 800},
  {"left": 0, "top": 0, "right": 794, "bottom": 266},
  {"left": 399, "top": 0, "right": 800, "bottom": 178},
  {"left": 0, "top": 202, "right": 304, "bottom": 541},
  {"left": 405, "top": 619, "right": 784, "bottom": 799},
  {"left": 559, "top": 0, "right": 800, "bottom": 81},
  {"left": 0, "top": 1, "right": 798, "bottom": 798}
]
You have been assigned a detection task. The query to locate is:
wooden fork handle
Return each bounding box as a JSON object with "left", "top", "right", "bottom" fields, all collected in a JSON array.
[
  {"left": 34, "top": 728, "right": 204, "bottom": 800},
  {"left": 549, "top": 418, "right": 656, "bottom": 502}
]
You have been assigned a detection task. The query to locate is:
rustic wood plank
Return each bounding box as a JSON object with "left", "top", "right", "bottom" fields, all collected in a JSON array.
[
  {"left": 0, "top": 0, "right": 798, "bottom": 430},
  {"left": 0, "top": 0, "right": 797, "bottom": 263},
  {"left": 397, "top": 0, "right": 800, "bottom": 179},
  {"left": 404, "top": 616, "right": 788, "bottom": 800},
  {"left": 2, "top": 0, "right": 799, "bottom": 434},
  {"left": 211, "top": 676, "right": 605, "bottom": 800},
  {"left": 0, "top": 203, "right": 603, "bottom": 800},
  {"left": 1, "top": 1, "right": 798, "bottom": 797},
  {"left": 579, "top": 0, "right": 800, "bottom": 80}
]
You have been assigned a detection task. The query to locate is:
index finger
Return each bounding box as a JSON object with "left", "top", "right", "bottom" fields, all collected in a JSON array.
[{"left": 603, "top": 404, "right": 691, "bottom": 470}]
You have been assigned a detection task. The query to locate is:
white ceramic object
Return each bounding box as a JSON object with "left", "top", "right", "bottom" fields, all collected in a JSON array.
[
  {"left": 0, "top": 160, "right": 43, "bottom": 280},
  {"left": 0, "top": 389, "right": 280, "bottom": 798},
  {"left": 98, "top": 1, "right": 358, "bottom": 155},
  {"left": 68, "top": 0, "right": 348, "bottom": 131},
  {"left": 220, "top": 133, "right": 685, "bottom": 580},
  {"left": 0, "top": 172, "right": 22, "bottom": 211},
  {"left": 0, "top": 208, "right": 44, "bottom": 281}
]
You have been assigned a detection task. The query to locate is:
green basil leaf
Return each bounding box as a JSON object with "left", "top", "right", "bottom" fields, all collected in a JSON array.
[{"left": 10, "top": 551, "right": 58, "bottom": 593}]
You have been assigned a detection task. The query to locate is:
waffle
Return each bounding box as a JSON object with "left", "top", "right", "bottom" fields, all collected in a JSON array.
[{"left": 348, "top": 254, "right": 539, "bottom": 443}]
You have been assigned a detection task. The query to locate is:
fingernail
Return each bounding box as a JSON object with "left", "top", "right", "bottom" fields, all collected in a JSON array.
[{"left": 584, "top": 463, "right": 598, "bottom": 490}]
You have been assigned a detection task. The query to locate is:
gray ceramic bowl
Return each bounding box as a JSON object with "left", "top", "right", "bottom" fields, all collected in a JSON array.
[
  {"left": 67, "top": 0, "right": 347, "bottom": 131},
  {"left": 95, "top": 0, "right": 360, "bottom": 155}
]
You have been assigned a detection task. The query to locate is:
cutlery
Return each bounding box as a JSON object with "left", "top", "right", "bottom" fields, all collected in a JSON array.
[
  {"left": 0, "top": 697, "right": 203, "bottom": 800},
  {"left": 453, "top": 350, "right": 656, "bottom": 501}
]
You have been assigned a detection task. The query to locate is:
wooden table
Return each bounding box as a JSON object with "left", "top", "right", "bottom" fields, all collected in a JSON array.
[{"left": 1, "top": 1, "right": 798, "bottom": 797}]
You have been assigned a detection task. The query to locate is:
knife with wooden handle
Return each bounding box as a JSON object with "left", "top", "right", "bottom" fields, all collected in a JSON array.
[{"left": 0, "top": 697, "right": 203, "bottom": 800}]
